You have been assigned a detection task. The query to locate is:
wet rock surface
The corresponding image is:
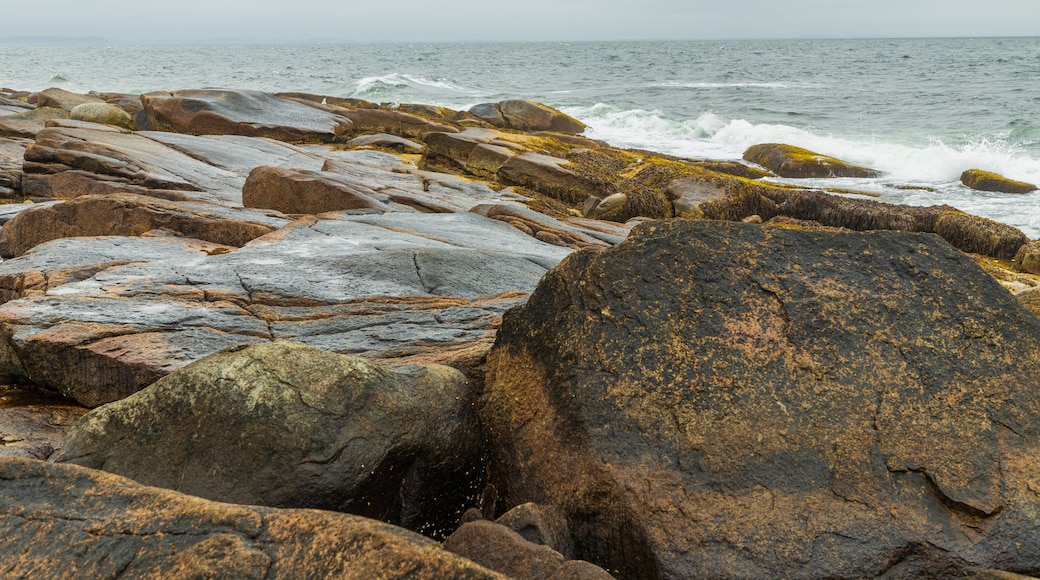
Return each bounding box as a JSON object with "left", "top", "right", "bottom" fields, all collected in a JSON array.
[
  {"left": 483, "top": 219, "right": 1040, "bottom": 579},
  {"left": 743, "top": 142, "right": 883, "bottom": 178},
  {"left": 961, "top": 168, "right": 1038, "bottom": 194},
  {"left": 0, "top": 457, "right": 502, "bottom": 579}
]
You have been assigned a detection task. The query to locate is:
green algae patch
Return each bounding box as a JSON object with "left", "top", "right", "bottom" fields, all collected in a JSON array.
[{"left": 744, "top": 143, "right": 883, "bottom": 179}]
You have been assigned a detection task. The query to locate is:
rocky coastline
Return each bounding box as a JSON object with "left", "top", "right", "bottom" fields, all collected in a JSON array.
[{"left": 2, "top": 86, "right": 1040, "bottom": 579}]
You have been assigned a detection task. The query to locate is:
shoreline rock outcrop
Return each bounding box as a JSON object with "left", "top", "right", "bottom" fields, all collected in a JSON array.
[
  {"left": 482, "top": 219, "right": 1040, "bottom": 578},
  {"left": 2, "top": 85, "right": 1040, "bottom": 578}
]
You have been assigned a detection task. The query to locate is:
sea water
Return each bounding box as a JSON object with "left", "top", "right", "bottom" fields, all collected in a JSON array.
[{"left": 2, "top": 38, "right": 1038, "bottom": 237}]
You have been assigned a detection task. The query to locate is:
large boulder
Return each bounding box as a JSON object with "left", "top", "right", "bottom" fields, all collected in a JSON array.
[
  {"left": 29, "top": 87, "right": 104, "bottom": 111},
  {"left": 961, "top": 169, "right": 1038, "bottom": 194},
  {"left": 469, "top": 100, "right": 586, "bottom": 134},
  {"left": 0, "top": 457, "right": 502, "bottom": 578},
  {"left": 141, "top": 89, "right": 351, "bottom": 142},
  {"left": 69, "top": 102, "right": 136, "bottom": 130},
  {"left": 482, "top": 219, "right": 1040, "bottom": 579},
  {"left": 243, "top": 165, "right": 392, "bottom": 214},
  {"left": 0, "top": 192, "right": 286, "bottom": 258},
  {"left": 743, "top": 143, "right": 882, "bottom": 178},
  {"left": 54, "top": 342, "right": 484, "bottom": 538}
]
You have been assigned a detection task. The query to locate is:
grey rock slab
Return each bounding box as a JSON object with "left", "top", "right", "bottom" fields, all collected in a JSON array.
[
  {"left": 141, "top": 89, "right": 351, "bottom": 142},
  {"left": 0, "top": 235, "right": 236, "bottom": 305},
  {"left": 0, "top": 212, "right": 572, "bottom": 406}
]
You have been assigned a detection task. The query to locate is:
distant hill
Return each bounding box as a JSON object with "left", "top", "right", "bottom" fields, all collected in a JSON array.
[{"left": 0, "top": 36, "right": 111, "bottom": 45}]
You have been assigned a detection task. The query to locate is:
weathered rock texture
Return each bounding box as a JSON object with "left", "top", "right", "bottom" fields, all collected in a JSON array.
[
  {"left": 482, "top": 219, "right": 1040, "bottom": 579},
  {"left": 0, "top": 386, "right": 87, "bottom": 460},
  {"left": 961, "top": 169, "right": 1038, "bottom": 194},
  {"left": 468, "top": 100, "right": 586, "bottom": 134},
  {"left": 141, "top": 89, "right": 351, "bottom": 142},
  {"left": 54, "top": 342, "right": 484, "bottom": 539},
  {"left": 743, "top": 143, "right": 883, "bottom": 178},
  {"left": 0, "top": 192, "right": 286, "bottom": 258},
  {"left": 0, "top": 457, "right": 502, "bottom": 579},
  {"left": 1015, "top": 241, "right": 1040, "bottom": 275},
  {"left": 0, "top": 212, "right": 570, "bottom": 407}
]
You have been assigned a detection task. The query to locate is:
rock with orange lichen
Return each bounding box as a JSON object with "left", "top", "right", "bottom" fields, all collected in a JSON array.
[
  {"left": 482, "top": 219, "right": 1040, "bottom": 579},
  {"left": 0, "top": 457, "right": 502, "bottom": 578}
]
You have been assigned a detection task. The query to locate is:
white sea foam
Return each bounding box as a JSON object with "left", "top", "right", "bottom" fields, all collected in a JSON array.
[
  {"left": 567, "top": 104, "right": 1040, "bottom": 238},
  {"left": 351, "top": 73, "right": 482, "bottom": 100}
]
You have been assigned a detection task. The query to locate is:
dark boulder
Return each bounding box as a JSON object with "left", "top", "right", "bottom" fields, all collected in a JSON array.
[
  {"left": 0, "top": 457, "right": 501, "bottom": 578},
  {"left": 961, "top": 169, "right": 1038, "bottom": 194},
  {"left": 54, "top": 341, "right": 484, "bottom": 538},
  {"left": 743, "top": 143, "right": 882, "bottom": 178},
  {"left": 482, "top": 219, "right": 1040, "bottom": 579}
]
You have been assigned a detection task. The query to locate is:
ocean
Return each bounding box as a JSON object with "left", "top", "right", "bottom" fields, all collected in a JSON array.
[{"left": 3, "top": 37, "right": 1039, "bottom": 237}]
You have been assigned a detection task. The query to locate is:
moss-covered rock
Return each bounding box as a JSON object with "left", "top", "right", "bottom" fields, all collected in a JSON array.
[
  {"left": 69, "top": 103, "right": 136, "bottom": 131},
  {"left": 743, "top": 143, "right": 883, "bottom": 178},
  {"left": 935, "top": 210, "right": 1028, "bottom": 260},
  {"left": 961, "top": 169, "right": 1038, "bottom": 194}
]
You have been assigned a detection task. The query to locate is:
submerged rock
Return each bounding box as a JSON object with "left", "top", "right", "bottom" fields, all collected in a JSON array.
[
  {"left": 483, "top": 219, "right": 1040, "bottom": 579},
  {"left": 54, "top": 342, "right": 484, "bottom": 538},
  {"left": 0, "top": 457, "right": 501, "bottom": 578},
  {"left": 961, "top": 168, "right": 1038, "bottom": 194},
  {"left": 743, "top": 142, "right": 883, "bottom": 178}
]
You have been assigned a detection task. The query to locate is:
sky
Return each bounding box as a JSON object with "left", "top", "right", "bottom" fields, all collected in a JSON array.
[{"left": 1, "top": 0, "right": 1038, "bottom": 43}]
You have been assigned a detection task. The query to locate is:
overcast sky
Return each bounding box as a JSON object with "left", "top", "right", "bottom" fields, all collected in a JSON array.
[{"left": 2, "top": 0, "right": 1038, "bottom": 43}]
